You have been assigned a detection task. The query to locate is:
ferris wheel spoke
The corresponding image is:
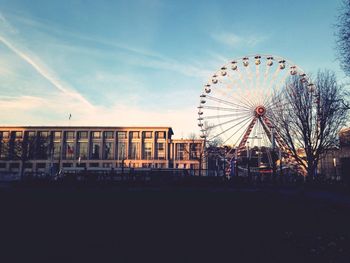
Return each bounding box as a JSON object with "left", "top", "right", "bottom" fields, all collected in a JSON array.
[
  {"left": 256, "top": 66, "right": 279, "bottom": 107},
  {"left": 205, "top": 113, "right": 252, "bottom": 131},
  {"left": 255, "top": 63, "right": 261, "bottom": 96},
  {"left": 225, "top": 73, "right": 257, "bottom": 109},
  {"left": 205, "top": 94, "right": 252, "bottom": 110},
  {"left": 207, "top": 115, "right": 253, "bottom": 141},
  {"left": 221, "top": 116, "right": 255, "bottom": 145},
  {"left": 214, "top": 80, "right": 256, "bottom": 109},
  {"left": 244, "top": 63, "right": 254, "bottom": 90},
  {"left": 261, "top": 62, "right": 271, "bottom": 98},
  {"left": 201, "top": 112, "right": 250, "bottom": 120},
  {"left": 202, "top": 105, "right": 250, "bottom": 112},
  {"left": 262, "top": 68, "right": 289, "bottom": 107},
  {"left": 214, "top": 73, "right": 255, "bottom": 108}
]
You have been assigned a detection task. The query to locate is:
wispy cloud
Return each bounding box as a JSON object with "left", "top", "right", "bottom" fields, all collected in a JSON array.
[
  {"left": 0, "top": 12, "right": 93, "bottom": 107},
  {"left": 0, "top": 35, "right": 93, "bottom": 107},
  {"left": 0, "top": 94, "right": 198, "bottom": 137},
  {"left": 4, "top": 10, "right": 211, "bottom": 79},
  {"left": 212, "top": 32, "right": 266, "bottom": 48}
]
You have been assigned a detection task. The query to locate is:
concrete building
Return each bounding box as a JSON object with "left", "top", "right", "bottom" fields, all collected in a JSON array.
[{"left": 0, "top": 126, "right": 205, "bottom": 176}]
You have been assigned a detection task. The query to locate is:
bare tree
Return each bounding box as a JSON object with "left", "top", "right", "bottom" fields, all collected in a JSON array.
[
  {"left": 0, "top": 132, "right": 49, "bottom": 180},
  {"left": 270, "top": 70, "right": 349, "bottom": 177},
  {"left": 186, "top": 133, "right": 206, "bottom": 176},
  {"left": 336, "top": 0, "right": 350, "bottom": 76},
  {"left": 186, "top": 127, "right": 223, "bottom": 176}
]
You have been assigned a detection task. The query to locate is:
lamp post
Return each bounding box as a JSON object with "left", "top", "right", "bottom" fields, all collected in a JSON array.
[
  {"left": 279, "top": 148, "right": 283, "bottom": 178},
  {"left": 271, "top": 126, "right": 276, "bottom": 179},
  {"left": 333, "top": 156, "right": 337, "bottom": 180},
  {"left": 247, "top": 141, "right": 251, "bottom": 179}
]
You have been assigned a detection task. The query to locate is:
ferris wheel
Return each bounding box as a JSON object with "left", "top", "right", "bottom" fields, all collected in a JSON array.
[{"left": 197, "top": 54, "right": 313, "bottom": 174}]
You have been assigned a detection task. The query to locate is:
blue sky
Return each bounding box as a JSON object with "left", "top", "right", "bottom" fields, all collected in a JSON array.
[{"left": 0, "top": 0, "right": 346, "bottom": 137}]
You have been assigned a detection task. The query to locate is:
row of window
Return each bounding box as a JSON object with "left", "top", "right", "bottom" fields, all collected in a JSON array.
[
  {"left": 0, "top": 140, "right": 166, "bottom": 161},
  {"left": 0, "top": 162, "right": 170, "bottom": 169},
  {"left": 0, "top": 131, "right": 166, "bottom": 140},
  {"left": 175, "top": 143, "right": 202, "bottom": 160}
]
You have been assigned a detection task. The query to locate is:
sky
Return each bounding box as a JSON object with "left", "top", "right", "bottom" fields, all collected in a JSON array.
[{"left": 0, "top": 0, "right": 347, "bottom": 138}]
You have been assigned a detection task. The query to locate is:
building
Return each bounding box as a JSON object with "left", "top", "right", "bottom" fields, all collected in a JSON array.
[
  {"left": 318, "top": 127, "right": 350, "bottom": 180},
  {"left": 0, "top": 126, "right": 205, "bottom": 176}
]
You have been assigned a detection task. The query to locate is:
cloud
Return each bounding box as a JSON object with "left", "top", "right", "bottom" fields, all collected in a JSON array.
[
  {"left": 212, "top": 32, "right": 266, "bottom": 48},
  {"left": 0, "top": 35, "right": 93, "bottom": 108},
  {"left": 4, "top": 10, "right": 211, "bottom": 79},
  {"left": 0, "top": 12, "right": 17, "bottom": 33},
  {"left": 0, "top": 95, "right": 198, "bottom": 138}
]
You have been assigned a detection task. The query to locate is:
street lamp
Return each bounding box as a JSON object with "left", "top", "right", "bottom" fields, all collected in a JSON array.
[{"left": 247, "top": 141, "right": 251, "bottom": 178}]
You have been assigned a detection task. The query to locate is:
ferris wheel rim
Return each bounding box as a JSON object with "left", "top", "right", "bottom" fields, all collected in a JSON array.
[
  {"left": 197, "top": 54, "right": 315, "bottom": 143},
  {"left": 206, "top": 54, "right": 308, "bottom": 86}
]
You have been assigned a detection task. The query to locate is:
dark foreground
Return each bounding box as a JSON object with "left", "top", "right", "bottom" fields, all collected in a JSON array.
[{"left": 1, "top": 185, "right": 350, "bottom": 263}]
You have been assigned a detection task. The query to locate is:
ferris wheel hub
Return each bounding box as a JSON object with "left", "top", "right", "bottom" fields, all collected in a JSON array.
[{"left": 255, "top": 106, "right": 266, "bottom": 116}]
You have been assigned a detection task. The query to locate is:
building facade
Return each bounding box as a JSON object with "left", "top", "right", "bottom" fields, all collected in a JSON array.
[
  {"left": 318, "top": 128, "right": 350, "bottom": 180},
  {"left": 0, "top": 126, "right": 205, "bottom": 175}
]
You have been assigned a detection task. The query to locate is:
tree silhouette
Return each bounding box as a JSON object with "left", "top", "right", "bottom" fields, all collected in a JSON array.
[
  {"left": 270, "top": 70, "right": 349, "bottom": 177},
  {"left": 336, "top": 0, "right": 350, "bottom": 77}
]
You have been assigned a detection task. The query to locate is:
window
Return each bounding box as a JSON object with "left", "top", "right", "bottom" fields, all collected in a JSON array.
[
  {"left": 156, "top": 132, "right": 165, "bottom": 139},
  {"left": 91, "top": 142, "right": 101, "bottom": 159},
  {"left": 27, "top": 131, "right": 36, "bottom": 138},
  {"left": 143, "top": 131, "right": 152, "bottom": 138},
  {"left": 190, "top": 143, "right": 202, "bottom": 160},
  {"left": 53, "top": 142, "right": 61, "bottom": 159},
  {"left": 0, "top": 131, "right": 9, "bottom": 139},
  {"left": 24, "top": 163, "right": 33, "bottom": 169},
  {"left": 15, "top": 131, "right": 23, "bottom": 139},
  {"left": 77, "top": 163, "right": 86, "bottom": 168},
  {"left": 62, "top": 163, "right": 72, "bottom": 168},
  {"left": 10, "top": 163, "right": 20, "bottom": 169},
  {"left": 92, "top": 131, "right": 101, "bottom": 139},
  {"left": 103, "top": 163, "right": 113, "bottom": 168},
  {"left": 25, "top": 135, "right": 36, "bottom": 160},
  {"left": 65, "top": 131, "right": 75, "bottom": 140},
  {"left": 129, "top": 142, "right": 140, "bottom": 159},
  {"left": 0, "top": 163, "right": 6, "bottom": 168},
  {"left": 12, "top": 140, "right": 23, "bottom": 160},
  {"left": 89, "top": 163, "right": 99, "bottom": 167},
  {"left": 78, "top": 131, "right": 88, "bottom": 140},
  {"left": 37, "top": 136, "right": 50, "bottom": 159},
  {"left": 39, "top": 131, "right": 49, "bottom": 138},
  {"left": 104, "top": 142, "right": 113, "bottom": 160},
  {"left": 143, "top": 142, "right": 152, "bottom": 160},
  {"left": 117, "top": 132, "right": 127, "bottom": 139},
  {"left": 176, "top": 143, "right": 186, "bottom": 160},
  {"left": 130, "top": 131, "right": 139, "bottom": 139},
  {"left": 53, "top": 131, "right": 61, "bottom": 140},
  {"left": 156, "top": 143, "right": 165, "bottom": 160},
  {"left": 65, "top": 142, "right": 75, "bottom": 160},
  {"left": 37, "top": 163, "right": 46, "bottom": 169},
  {"left": 117, "top": 142, "right": 127, "bottom": 160},
  {"left": 77, "top": 142, "right": 88, "bottom": 159},
  {"left": 104, "top": 131, "right": 114, "bottom": 139},
  {"left": 0, "top": 140, "right": 9, "bottom": 159}
]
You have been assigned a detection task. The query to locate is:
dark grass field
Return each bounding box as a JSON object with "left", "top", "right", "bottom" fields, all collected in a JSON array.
[{"left": 1, "top": 185, "right": 350, "bottom": 263}]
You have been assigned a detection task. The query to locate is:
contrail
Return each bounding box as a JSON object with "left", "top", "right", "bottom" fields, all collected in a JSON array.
[{"left": 0, "top": 35, "right": 93, "bottom": 108}]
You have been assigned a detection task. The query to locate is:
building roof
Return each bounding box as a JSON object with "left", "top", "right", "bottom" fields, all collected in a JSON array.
[{"left": 0, "top": 126, "right": 174, "bottom": 135}]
